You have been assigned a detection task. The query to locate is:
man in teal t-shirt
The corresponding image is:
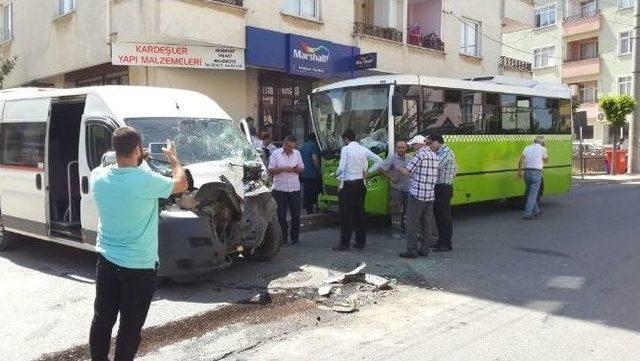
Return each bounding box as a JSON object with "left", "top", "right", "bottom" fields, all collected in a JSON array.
[{"left": 89, "top": 126, "right": 188, "bottom": 361}]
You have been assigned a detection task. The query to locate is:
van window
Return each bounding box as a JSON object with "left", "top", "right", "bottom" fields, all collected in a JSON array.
[
  {"left": 0, "top": 122, "right": 46, "bottom": 167},
  {"left": 86, "top": 124, "right": 113, "bottom": 170}
]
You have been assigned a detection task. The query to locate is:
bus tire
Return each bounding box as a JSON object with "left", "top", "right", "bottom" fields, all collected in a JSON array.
[{"left": 245, "top": 216, "right": 282, "bottom": 262}]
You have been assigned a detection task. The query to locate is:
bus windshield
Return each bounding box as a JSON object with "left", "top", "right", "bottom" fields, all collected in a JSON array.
[
  {"left": 310, "top": 85, "right": 389, "bottom": 156},
  {"left": 126, "top": 117, "right": 257, "bottom": 165}
]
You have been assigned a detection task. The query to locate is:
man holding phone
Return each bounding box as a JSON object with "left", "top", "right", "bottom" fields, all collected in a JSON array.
[
  {"left": 268, "top": 135, "right": 304, "bottom": 245},
  {"left": 89, "top": 127, "right": 188, "bottom": 361}
]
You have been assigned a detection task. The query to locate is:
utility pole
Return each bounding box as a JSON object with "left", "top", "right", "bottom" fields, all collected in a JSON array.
[{"left": 629, "top": 0, "right": 640, "bottom": 173}]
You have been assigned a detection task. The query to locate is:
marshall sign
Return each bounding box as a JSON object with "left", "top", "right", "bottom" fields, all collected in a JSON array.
[
  {"left": 354, "top": 52, "right": 377, "bottom": 70},
  {"left": 111, "top": 42, "right": 245, "bottom": 70}
]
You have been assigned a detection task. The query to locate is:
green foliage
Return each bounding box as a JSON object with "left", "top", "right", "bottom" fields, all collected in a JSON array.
[
  {"left": 0, "top": 56, "right": 17, "bottom": 89},
  {"left": 571, "top": 95, "right": 582, "bottom": 115},
  {"left": 598, "top": 94, "right": 636, "bottom": 128}
]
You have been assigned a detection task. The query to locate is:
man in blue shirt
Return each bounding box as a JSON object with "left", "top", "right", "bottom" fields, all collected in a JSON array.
[
  {"left": 89, "top": 126, "right": 188, "bottom": 361},
  {"left": 300, "top": 133, "right": 322, "bottom": 215}
]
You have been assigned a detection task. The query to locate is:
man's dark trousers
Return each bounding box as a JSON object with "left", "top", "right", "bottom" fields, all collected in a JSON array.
[
  {"left": 433, "top": 184, "right": 453, "bottom": 247},
  {"left": 301, "top": 177, "right": 322, "bottom": 213},
  {"left": 89, "top": 255, "right": 157, "bottom": 361},
  {"left": 338, "top": 179, "right": 367, "bottom": 247},
  {"left": 272, "top": 190, "right": 301, "bottom": 243}
]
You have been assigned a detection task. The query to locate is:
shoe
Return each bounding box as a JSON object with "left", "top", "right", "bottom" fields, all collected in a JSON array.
[
  {"left": 392, "top": 232, "right": 404, "bottom": 239},
  {"left": 399, "top": 251, "right": 418, "bottom": 259},
  {"left": 353, "top": 243, "right": 365, "bottom": 250},
  {"left": 291, "top": 240, "right": 300, "bottom": 246},
  {"left": 432, "top": 245, "right": 452, "bottom": 252},
  {"left": 332, "top": 245, "right": 350, "bottom": 252},
  {"left": 430, "top": 243, "right": 442, "bottom": 249},
  {"left": 522, "top": 216, "right": 537, "bottom": 220},
  {"left": 418, "top": 250, "right": 429, "bottom": 257},
  {"left": 534, "top": 211, "right": 543, "bottom": 217}
]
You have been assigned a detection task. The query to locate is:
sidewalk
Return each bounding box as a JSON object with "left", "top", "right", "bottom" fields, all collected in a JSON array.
[{"left": 572, "top": 173, "right": 640, "bottom": 187}]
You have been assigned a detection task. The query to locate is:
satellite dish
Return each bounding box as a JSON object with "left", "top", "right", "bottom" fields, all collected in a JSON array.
[{"left": 597, "top": 112, "right": 605, "bottom": 122}]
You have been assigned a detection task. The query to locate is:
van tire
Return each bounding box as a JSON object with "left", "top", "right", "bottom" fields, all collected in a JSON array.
[
  {"left": 0, "top": 217, "right": 18, "bottom": 252},
  {"left": 245, "top": 216, "right": 282, "bottom": 261}
]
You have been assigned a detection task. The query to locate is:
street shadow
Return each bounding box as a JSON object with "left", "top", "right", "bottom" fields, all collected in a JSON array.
[{"left": 4, "top": 182, "right": 640, "bottom": 335}]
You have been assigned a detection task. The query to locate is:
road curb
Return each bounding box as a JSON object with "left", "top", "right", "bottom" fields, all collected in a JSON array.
[{"left": 572, "top": 178, "right": 640, "bottom": 187}]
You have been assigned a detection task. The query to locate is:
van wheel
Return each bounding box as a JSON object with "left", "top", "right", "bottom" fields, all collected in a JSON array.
[
  {"left": 245, "top": 216, "right": 282, "bottom": 261},
  {"left": 0, "top": 216, "right": 17, "bottom": 252}
]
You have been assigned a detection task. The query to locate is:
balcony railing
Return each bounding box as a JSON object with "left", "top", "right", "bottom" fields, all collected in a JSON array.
[
  {"left": 563, "top": 56, "right": 599, "bottom": 63},
  {"left": 354, "top": 22, "right": 403, "bottom": 43},
  {"left": 563, "top": 9, "right": 600, "bottom": 23},
  {"left": 408, "top": 32, "right": 445, "bottom": 52},
  {"left": 499, "top": 56, "right": 532, "bottom": 71},
  {"left": 208, "top": 0, "right": 243, "bottom": 6}
]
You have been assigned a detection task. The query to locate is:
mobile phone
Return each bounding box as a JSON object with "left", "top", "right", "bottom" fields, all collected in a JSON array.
[{"left": 149, "top": 142, "right": 165, "bottom": 155}]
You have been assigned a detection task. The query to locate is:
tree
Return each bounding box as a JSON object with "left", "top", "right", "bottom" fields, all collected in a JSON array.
[
  {"left": 598, "top": 94, "right": 636, "bottom": 174},
  {"left": 0, "top": 56, "right": 17, "bottom": 89}
]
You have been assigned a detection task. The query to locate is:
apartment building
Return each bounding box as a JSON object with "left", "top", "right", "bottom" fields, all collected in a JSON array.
[
  {"left": 503, "top": 0, "right": 635, "bottom": 144},
  {"left": 0, "top": 0, "right": 532, "bottom": 142}
]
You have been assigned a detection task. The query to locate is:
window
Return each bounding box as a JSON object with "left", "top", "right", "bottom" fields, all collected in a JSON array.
[
  {"left": 579, "top": 41, "right": 598, "bottom": 60},
  {"left": 282, "top": 0, "right": 320, "bottom": 20},
  {"left": 460, "top": 19, "right": 481, "bottom": 57},
  {"left": 580, "top": 0, "right": 597, "bottom": 17},
  {"left": 577, "top": 82, "right": 598, "bottom": 103},
  {"left": 535, "top": 4, "right": 556, "bottom": 28},
  {"left": 533, "top": 46, "right": 556, "bottom": 68},
  {"left": 1, "top": 2, "right": 12, "bottom": 42},
  {"left": 619, "top": 76, "right": 632, "bottom": 95},
  {"left": 58, "top": 0, "right": 75, "bottom": 16},
  {"left": 619, "top": 30, "right": 632, "bottom": 55},
  {"left": 86, "top": 124, "right": 113, "bottom": 170},
  {"left": 618, "top": 0, "right": 633, "bottom": 9},
  {"left": 0, "top": 122, "right": 47, "bottom": 167}
]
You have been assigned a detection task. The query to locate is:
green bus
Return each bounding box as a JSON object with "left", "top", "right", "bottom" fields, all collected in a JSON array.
[{"left": 308, "top": 75, "right": 573, "bottom": 215}]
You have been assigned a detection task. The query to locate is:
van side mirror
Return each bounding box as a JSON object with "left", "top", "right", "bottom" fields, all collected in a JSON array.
[{"left": 392, "top": 92, "right": 404, "bottom": 117}]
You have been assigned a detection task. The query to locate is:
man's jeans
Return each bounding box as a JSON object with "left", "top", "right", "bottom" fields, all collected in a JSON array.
[
  {"left": 272, "top": 190, "right": 301, "bottom": 243},
  {"left": 406, "top": 196, "right": 434, "bottom": 255},
  {"left": 89, "top": 255, "right": 157, "bottom": 361},
  {"left": 523, "top": 169, "right": 542, "bottom": 218}
]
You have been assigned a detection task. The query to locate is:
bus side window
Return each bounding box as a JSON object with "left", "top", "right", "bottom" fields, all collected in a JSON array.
[
  {"left": 86, "top": 124, "right": 113, "bottom": 170},
  {"left": 393, "top": 85, "right": 421, "bottom": 142}
]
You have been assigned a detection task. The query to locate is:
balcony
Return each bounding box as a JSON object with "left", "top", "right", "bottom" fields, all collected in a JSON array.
[
  {"left": 407, "top": 0, "right": 445, "bottom": 51},
  {"left": 562, "top": 57, "right": 601, "bottom": 79},
  {"left": 499, "top": 56, "right": 532, "bottom": 72},
  {"left": 502, "top": 0, "right": 534, "bottom": 33},
  {"left": 563, "top": 10, "right": 600, "bottom": 38},
  {"left": 353, "top": 21, "right": 403, "bottom": 42}
]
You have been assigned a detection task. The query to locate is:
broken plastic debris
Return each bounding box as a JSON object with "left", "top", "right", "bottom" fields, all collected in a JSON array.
[
  {"left": 239, "top": 291, "right": 272, "bottom": 305},
  {"left": 318, "top": 285, "right": 334, "bottom": 297},
  {"left": 323, "top": 262, "right": 394, "bottom": 290},
  {"left": 332, "top": 298, "right": 358, "bottom": 313}
]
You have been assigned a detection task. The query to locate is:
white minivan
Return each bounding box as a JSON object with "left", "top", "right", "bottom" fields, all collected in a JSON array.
[{"left": 0, "top": 86, "right": 282, "bottom": 277}]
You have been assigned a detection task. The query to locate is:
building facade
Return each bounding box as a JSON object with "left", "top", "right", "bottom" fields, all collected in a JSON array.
[
  {"left": 503, "top": 0, "right": 635, "bottom": 144},
  {"left": 1, "top": 0, "right": 532, "bottom": 142}
]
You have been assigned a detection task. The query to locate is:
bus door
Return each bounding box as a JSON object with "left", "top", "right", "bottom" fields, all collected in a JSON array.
[{"left": 0, "top": 98, "right": 51, "bottom": 238}]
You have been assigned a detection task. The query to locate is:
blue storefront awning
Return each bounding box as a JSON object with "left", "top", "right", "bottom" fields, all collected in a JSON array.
[{"left": 246, "top": 26, "right": 360, "bottom": 79}]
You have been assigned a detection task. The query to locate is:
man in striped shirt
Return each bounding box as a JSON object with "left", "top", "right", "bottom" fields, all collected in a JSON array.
[
  {"left": 427, "top": 133, "right": 457, "bottom": 252},
  {"left": 399, "top": 135, "right": 439, "bottom": 258}
]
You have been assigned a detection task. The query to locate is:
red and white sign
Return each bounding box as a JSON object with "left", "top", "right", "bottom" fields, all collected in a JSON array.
[{"left": 111, "top": 42, "right": 245, "bottom": 70}]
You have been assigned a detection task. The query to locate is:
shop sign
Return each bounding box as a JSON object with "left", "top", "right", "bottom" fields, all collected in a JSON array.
[
  {"left": 354, "top": 53, "right": 377, "bottom": 70},
  {"left": 111, "top": 42, "right": 245, "bottom": 70},
  {"left": 289, "top": 35, "right": 332, "bottom": 77}
]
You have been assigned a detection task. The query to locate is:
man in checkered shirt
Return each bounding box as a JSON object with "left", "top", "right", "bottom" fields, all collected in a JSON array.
[
  {"left": 427, "top": 133, "right": 457, "bottom": 253},
  {"left": 399, "top": 135, "right": 439, "bottom": 258}
]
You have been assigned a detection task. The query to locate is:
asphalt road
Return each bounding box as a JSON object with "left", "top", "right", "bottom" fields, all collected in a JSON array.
[{"left": 2, "top": 181, "right": 640, "bottom": 360}]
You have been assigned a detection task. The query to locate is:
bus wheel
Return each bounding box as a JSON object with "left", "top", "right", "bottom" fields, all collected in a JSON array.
[
  {"left": 0, "top": 216, "right": 17, "bottom": 252},
  {"left": 244, "top": 216, "right": 282, "bottom": 261}
]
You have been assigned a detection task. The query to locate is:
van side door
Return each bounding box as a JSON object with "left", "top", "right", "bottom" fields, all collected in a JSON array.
[
  {"left": 78, "top": 118, "right": 116, "bottom": 244},
  {"left": 0, "top": 98, "right": 51, "bottom": 238}
]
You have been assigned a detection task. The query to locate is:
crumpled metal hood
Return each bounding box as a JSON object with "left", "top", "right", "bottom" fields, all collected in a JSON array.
[{"left": 185, "top": 161, "right": 245, "bottom": 198}]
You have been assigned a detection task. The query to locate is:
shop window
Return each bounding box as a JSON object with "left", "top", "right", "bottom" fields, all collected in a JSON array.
[
  {"left": 86, "top": 124, "right": 113, "bottom": 170},
  {"left": 58, "top": 0, "right": 75, "bottom": 16},
  {"left": 0, "top": 122, "right": 47, "bottom": 167},
  {"left": 76, "top": 71, "right": 129, "bottom": 87},
  {"left": 282, "top": 0, "right": 321, "bottom": 20},
  {"left": 1, "top": 2, "right": 12, "bottom": 42}
]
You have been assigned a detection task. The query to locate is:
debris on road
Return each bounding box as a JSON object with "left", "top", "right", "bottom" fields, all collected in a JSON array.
[
  {"left": 324, "top": 262, "right": 396, "bottom": 290},
  {"left": 318, "top": 285, "right": 335, "bottom": 297},
  {"left": 239, "top": 291, "right": 272, "bottom": 305},
  {"left": 331, "top": 298, "right": 358, "bottom": 313}
]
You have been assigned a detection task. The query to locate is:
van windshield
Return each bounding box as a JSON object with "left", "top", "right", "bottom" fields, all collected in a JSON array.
[{"left": 126, "top": 117, "right": 256, "bottom": 165}]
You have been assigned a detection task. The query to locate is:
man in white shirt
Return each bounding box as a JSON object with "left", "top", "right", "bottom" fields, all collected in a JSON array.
[
  {"left": 517, "top": 136, "right": 548, "bottom": 220},
  {"left": 332, "top": 129, "right": 383, "bottom": 251},
  {"left": 268, "top": 135, "right": 304, "bottom": 245}
]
